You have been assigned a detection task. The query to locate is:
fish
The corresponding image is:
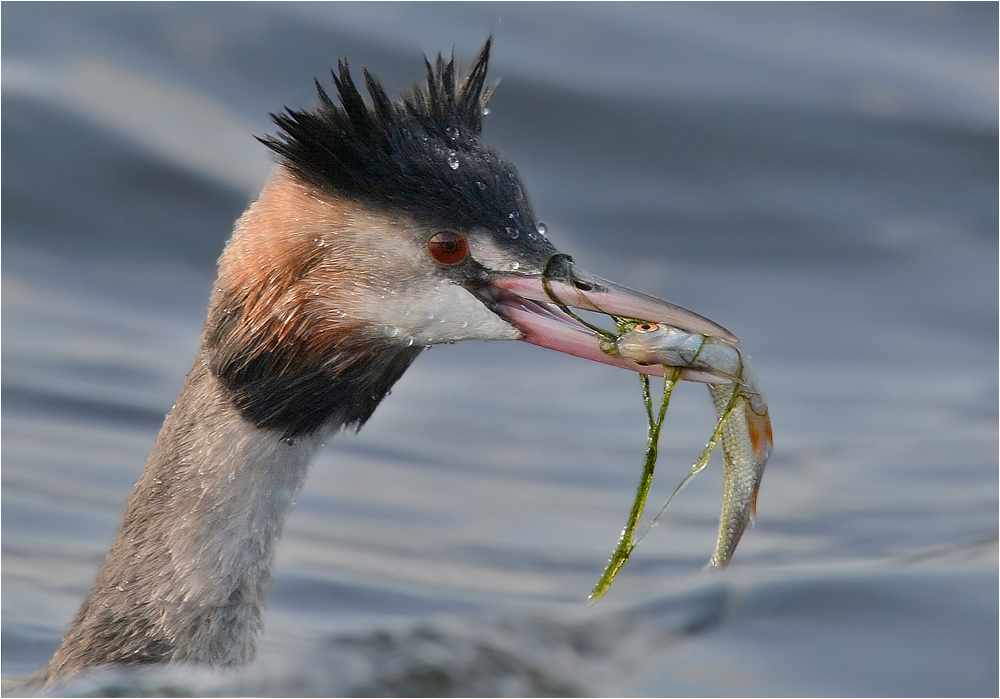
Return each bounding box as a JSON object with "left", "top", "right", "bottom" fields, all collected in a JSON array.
[
  {"left": 615, "top": 322, "right": 773, "bottom": 566},
  {"left": 615, "top": 323, "right": 743, "bottom": 382},
  {"left": 706, "top": 376, "right": 772, "bottom": 565}
]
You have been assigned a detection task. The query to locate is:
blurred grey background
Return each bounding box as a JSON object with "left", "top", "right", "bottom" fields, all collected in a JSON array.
[{"left": 3, "top": 3, "right": 997, "bottom": 696}]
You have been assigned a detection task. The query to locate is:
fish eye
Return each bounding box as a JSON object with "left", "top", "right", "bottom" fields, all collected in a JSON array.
[
  {"left": 634, "top": 323, "right": 659, "bottom": 333},
  {"left": 426, "top": 231, "right": 469, "bottom": 266}
]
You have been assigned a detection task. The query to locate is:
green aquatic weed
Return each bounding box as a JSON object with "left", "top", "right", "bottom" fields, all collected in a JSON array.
[
  {"left": 539, "top": 255, "right": 744, "bottom": 601},
  {"left": 540, "top": 254, "right": 619, "bottom": 346},
  {"left": 635, "top": 378, "right": 744, "bottom": 549},
  {"left": 591, "top": 365, "right": 744, "bottom": 600},
  {"left": 588, "top": 367, "right": 679, "bottom": 603}
]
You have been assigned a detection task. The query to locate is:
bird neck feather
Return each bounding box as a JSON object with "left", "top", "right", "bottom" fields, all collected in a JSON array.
[
  {"left": 205, "top": 168, "right": 423, "bottom": 435},
  {"left": 41, "top": 168, "right": 425, "bottom": 683},
  {"left": 43, "top": 352, "right": 327, "bottom": 680}
]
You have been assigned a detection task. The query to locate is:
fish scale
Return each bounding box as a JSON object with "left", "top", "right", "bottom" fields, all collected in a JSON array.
[{"left": 708, "top": 383, "right": 765, "bottom": 566}]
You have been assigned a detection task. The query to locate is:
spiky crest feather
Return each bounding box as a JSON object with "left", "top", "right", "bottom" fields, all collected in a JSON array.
[{"left": 259, "top": 39, "right": 537, "bottom": 238}]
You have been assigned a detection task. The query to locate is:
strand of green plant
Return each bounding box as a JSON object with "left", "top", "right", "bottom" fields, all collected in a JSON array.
[
  {"left": 541, "top": 254, "right": 619, "bottom": 344},
  {"left": 538, "top": 254, "right": 743, "bottom": 600},
  {"left": 588, "top": 367, "right": 679, "bottom": 603},
  {"left": 634, "top": 358, "right": 747, "bottom": 546}
]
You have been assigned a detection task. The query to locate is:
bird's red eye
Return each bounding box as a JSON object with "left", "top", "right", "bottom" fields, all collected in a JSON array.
[
  {"left": 426, "top": 231, "right": 469, "bottom": 265},
  {"left": 634, "top": 323, "right": 659, "bottom": 332}
]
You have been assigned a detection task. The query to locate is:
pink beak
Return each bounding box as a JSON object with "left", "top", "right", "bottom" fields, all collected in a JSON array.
[{"left": 487, "top": 266, "right": 738, "bottom": 384}]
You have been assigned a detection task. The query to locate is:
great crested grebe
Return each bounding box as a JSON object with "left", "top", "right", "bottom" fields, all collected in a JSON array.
[{"left": 30, "top": 40, "right": 736, "bottom": 685}]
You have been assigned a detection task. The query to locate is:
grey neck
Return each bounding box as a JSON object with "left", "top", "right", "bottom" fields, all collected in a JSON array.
[{"left": 40, "top": 346, "right": 329, "bottom": 682}]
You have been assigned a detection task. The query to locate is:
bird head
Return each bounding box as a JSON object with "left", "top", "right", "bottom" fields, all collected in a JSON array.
[{"left": 204, "top": 40, "right": 734, "bottom": 437}]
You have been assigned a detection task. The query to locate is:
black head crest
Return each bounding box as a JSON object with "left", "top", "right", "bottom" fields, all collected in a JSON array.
[{"left": 260, "top": 39, "right": 539, "bottom": 238}]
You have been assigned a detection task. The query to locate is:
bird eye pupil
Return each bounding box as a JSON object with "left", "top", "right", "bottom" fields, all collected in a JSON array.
[{"left": 427, "top": 231, "right": 469, "bottom": 265}]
